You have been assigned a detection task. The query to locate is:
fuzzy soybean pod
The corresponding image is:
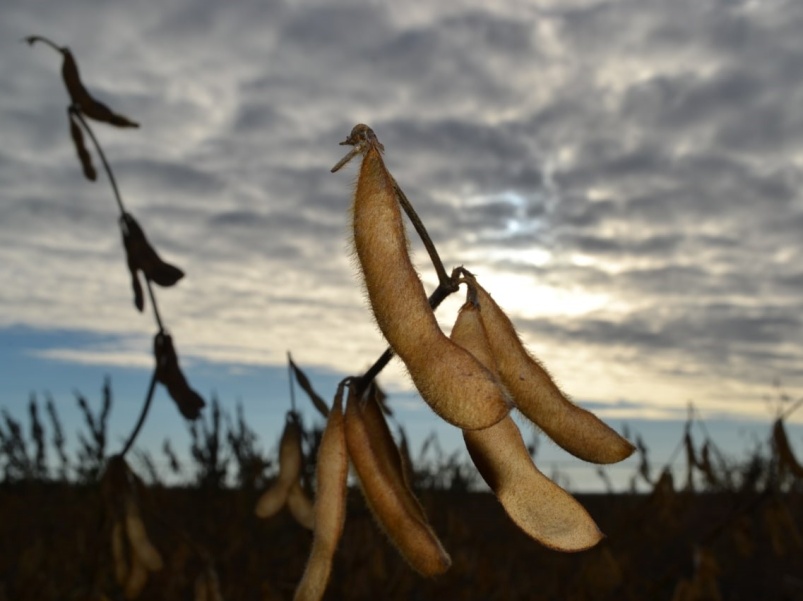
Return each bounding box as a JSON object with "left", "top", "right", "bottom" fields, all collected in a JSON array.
[
  {"left": 111, "top": 519, "right": 129, "bottom": 585},
  {"left": 123, "top": 556, "right": 149, "bottom": 600},
  {"left": 452, "top": 300, "right": 603, "bottom": 551},
  {"left": 360, "top": 385, "right": 428, "bottom": 524},
  {"left": 348, "top": 127, "right": 508, "bottom": 431},
  {"left": 344, "top": 385, "right": 451, "bottom": 577},
  {"left": 470, "top": 280, "right": 634, "bottom": 464},
  {"left": 124, "top": 498, "right": 164, "bottom": 571},
  {"left": 255, "top": 415, "right": 303, "bottom": 518},
  {"left": 294, "top": 386, "right": 349, "bottom": 601},
  {"left": 287, "top": 480, "right": 316, "bottom": 530}
]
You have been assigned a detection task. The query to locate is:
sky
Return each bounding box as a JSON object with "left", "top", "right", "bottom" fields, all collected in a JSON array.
[{"left": 1, "top": 0, "right": 802, "bottom": 491}]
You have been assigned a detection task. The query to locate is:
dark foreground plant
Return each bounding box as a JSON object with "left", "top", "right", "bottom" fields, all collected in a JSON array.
[{"left": 25, "top": 35, "right": 205, "bottom": 462}]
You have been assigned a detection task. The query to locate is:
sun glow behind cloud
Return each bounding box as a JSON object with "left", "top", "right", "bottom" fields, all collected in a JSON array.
[{"left": 0, "top": 0, "right": 802, "bottom": 439}]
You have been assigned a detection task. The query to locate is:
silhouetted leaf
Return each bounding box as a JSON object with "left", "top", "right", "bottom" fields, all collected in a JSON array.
[
  {"left": 60, "top": 47, "right": 139, "bottom": 128},
  {"left": 120, "top": 213, "right": 184, "bottom": 288},
  {"left": 153, "top": 332, "right": 205, "bottom": 420},
  {"left": 289, "top": 354, "right": 329, "bottom": 418},
  {"left": 67, "top": 111, "right": 96, "bottom": 181}
]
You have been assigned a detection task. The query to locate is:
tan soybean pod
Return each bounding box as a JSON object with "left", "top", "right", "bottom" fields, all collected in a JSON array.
[
  {"left": 124, "top": 499, "right": 163, "bottom": 571},
  {"left": 348, "top": 127, "right": 508, "bottom": 431},
  {"left": 255, "top": 416, "right": 303, "bottom": 518},
  {"left": 344, "top": 386, "right": 451, "bottom": 576},
  {"left": 294, "top": 386, "right": 349, "bottom": 601},
  {"left": 471, "top": 279, "right": 634, "bottom": 464},
  {"left": 111, "top": 519, "right": 129, "bottom": 585},
  {"left": 123, "top": 555, "right": 149, "bottom": 600},
  {"left": 464, "top": 417, "right": 603, "bottom": 551},
  {"left": 452, "top": 300, "right": 603, "bottom": 551},
  {"left": 287, "top": 480, "right": 316, "bottom": 530},
  {"left": 360, "top": 387, "right": 427, "bottom": 524}
]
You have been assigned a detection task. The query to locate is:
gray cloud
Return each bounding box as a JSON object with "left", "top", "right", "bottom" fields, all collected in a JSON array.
[{"left": 1, "top": 0, "right": 803, "bottom": 420}]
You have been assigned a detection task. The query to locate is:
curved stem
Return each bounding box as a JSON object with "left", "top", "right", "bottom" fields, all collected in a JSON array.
[
  {"left": 71, "top": 107, "right": 126, "bottom": 216},
  {"left": 287, "top": 351, "right": 297, "bottom": 413},
  {"left": 145, "top": 279, "right": 165, "bottom": 332},
  {"left": 356, "top": 277, "right": 459, "bottom": 395},
  {"left": 24, "top": 35, "right": 63, "bottom": 54},
  {"left": 118, "top": 370, "right": 158, "bottom": 458},
  {"left": 393, "top": 180, "right": 454, "bottom": 288},
  {"left": 781, "top": 396, "right": 803, "bottom": 420}
]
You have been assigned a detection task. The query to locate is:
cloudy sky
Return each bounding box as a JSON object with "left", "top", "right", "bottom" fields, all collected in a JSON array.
[{"left": 1, "top": 0, "right": 802, "bottom": 488}]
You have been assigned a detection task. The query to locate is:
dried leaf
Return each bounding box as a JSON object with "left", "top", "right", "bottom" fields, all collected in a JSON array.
[
  {"left": 120, "top": 213, "right": 184, "bottom": 288},
  {"left": 289, "top": 354, "right": 329, "bottom": 418},
  {"left": 153, "top": 332, "right": 205, "bottom": 420},
  {"left": 60, "top": 47, "right": 139, "bottom": 128},
  {"left": 68, "top": 112, "right": 96, "bottom": 181}
]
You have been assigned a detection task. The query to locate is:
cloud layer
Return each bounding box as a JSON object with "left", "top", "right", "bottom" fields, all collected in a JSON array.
[{"left": 2, "top": 0, "right": 803, "bottom": 421}]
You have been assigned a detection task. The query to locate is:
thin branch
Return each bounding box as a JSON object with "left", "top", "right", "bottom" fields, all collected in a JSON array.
[
  {"left": 356, "top": 277, "right": 459, "bottom": 395},
  {"left": 145, "top": 279, "right": 165, "bottom": 332},
  {"left": 393, "top": 181, "right": 454, "bottom": 288},
  {"left": 23, "top": 35, "right": 63, "bottom": 54},
  {"left": 287, "top": 351, "right": 297, "bottom": 413},
  {"left": 70, "top": 107, "right": 126, "bottom": 215},
  {"left": 118, "top": 370, "right": 158, "bottom": 458},
  {"left": 781, "top": 396, "right": 803, "bottom": 420}
]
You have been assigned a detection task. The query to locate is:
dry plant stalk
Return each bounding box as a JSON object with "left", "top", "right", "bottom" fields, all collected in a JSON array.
[
  {"left": 289, "top": 354, "right": 330, "bottom": 418},
  {"left": 336, "top": 124, "right": 510, "bottom": 431},
  {"left": 773, "top": 418, "right": 803, "bottom": 478},
  {"left": 344, "top": 383, "right": 451, "bottom": 576},
  {"left": 294, "top": 385, "right": 349, "bottom": 601},
  {"left": 469, "top": 278, "right": 634, "bottom": 464},
  {"left": 452, "top": 299, "right": 603, "bottom": 551},
  {"left": 698, "top": 441, "right": 720, "bottom": 488}
]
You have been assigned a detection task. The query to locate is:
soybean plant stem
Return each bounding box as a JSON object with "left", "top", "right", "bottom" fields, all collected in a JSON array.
[
  {"left": 118, "top": 370, "right": 158, "bottom": 458},
  {"left": 781, "top": 396, "right": 803, "bottom": 420},
  {"left": 145, "top": 279, "right": 165, "bottom": 332},
  {"left": 71, "top": 108, "right": 126, "bottom": 216},
  {"left": 393, "top": 181, "right": 454, "bottom": 289},
  {"left": 357, "top": 279, "right": 458, "bottom": 395},
  {"left": 287, "top": 351, "right": 297, "bottom": 413}
]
